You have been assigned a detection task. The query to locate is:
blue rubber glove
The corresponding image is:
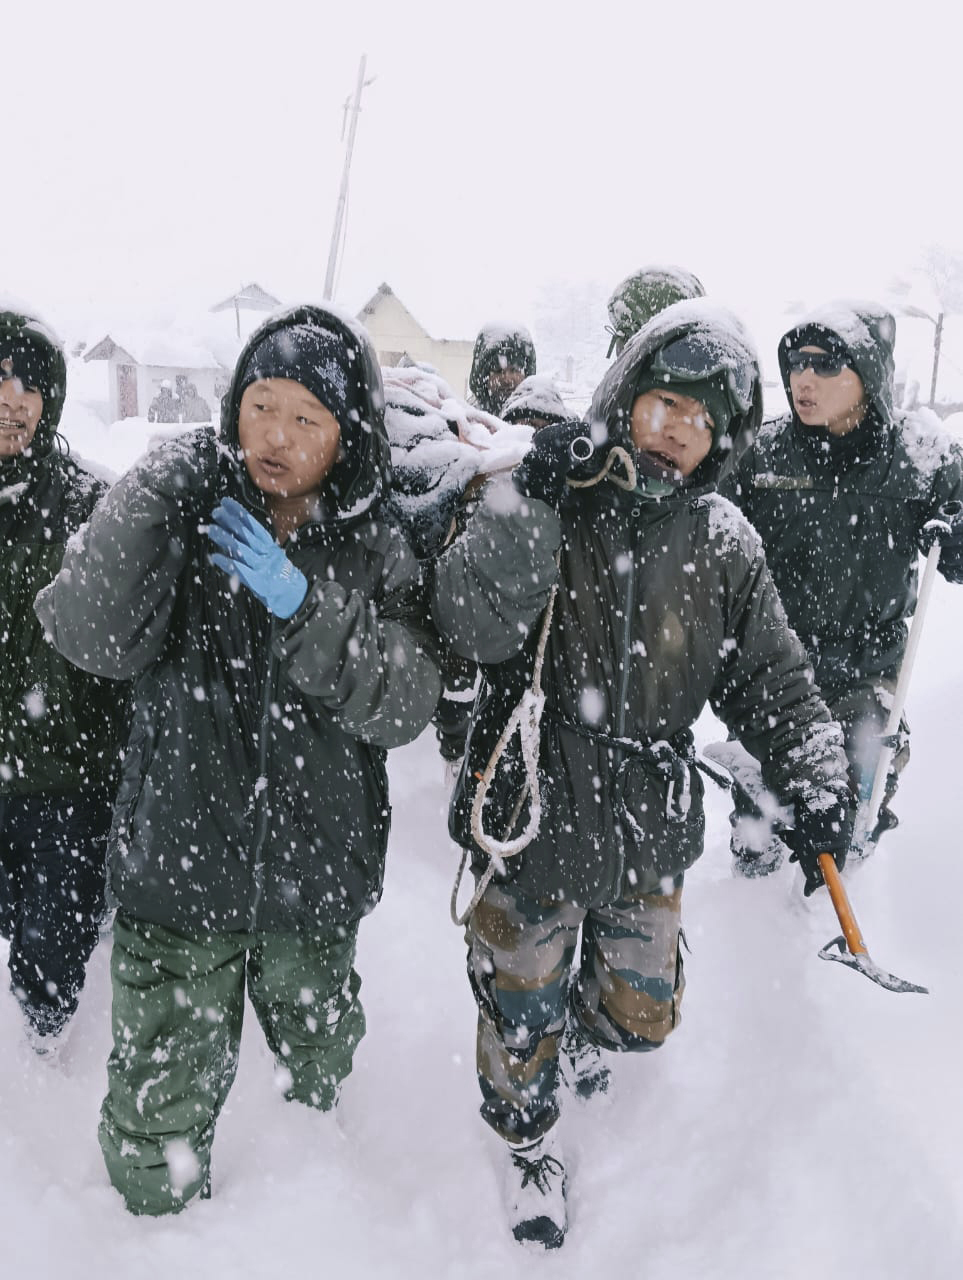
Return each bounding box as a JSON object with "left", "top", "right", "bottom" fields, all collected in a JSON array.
[{"left": 208, "top": 497, "right": 308, "bottom": 619}]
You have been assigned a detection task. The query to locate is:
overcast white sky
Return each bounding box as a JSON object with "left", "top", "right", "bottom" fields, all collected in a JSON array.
[{"left": 7, "top": 0, "right": 962, "bottom": 387}]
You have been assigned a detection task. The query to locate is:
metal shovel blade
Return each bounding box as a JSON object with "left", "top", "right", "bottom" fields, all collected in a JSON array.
[{"left": 818, "top": 935, "right": 929, "bottom": 995}]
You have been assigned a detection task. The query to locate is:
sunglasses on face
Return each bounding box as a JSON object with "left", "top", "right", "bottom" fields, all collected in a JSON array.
[{"left": 785, "top": 349, "right": 851, "bottom": 377}]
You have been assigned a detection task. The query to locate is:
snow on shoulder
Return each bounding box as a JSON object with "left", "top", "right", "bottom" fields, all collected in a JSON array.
[
  {"left": 703, "top": 491, "right": 761, "bottom": 558},
  {"left": 900, "top": 406, "right": 963, "bottom": 490}
]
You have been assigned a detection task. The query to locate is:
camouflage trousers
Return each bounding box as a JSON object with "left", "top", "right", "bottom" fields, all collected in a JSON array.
[
  {"left": 732, "top": 674, "right": 911, "bottom": 850},
  {"left": 100, "top": 912, "right": 365, "bottom": 1215},
  {"left": 468, "top": 878, "right": 685, "bottom": 1144}
]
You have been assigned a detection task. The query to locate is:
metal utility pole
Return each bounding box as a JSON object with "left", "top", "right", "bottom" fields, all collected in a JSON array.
[
  {"left": 323, "top": 55, "right": 369, "bottom": 301},
  {"left": 929, "top": 311, "right": 944, "bottom": 407}
]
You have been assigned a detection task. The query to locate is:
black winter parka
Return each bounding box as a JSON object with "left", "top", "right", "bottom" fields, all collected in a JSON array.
[
  {"left": 1, "top": 311, "right": 125, "bottom": 796},
  {"left": 721, "top": 303, "right": 963, "bottom": 690},
  {"left": 432, "top": 304, "right": 850, "bottom": 907},
  {"left": 36, "top": 307, "right": 441, "bottom": 935}
]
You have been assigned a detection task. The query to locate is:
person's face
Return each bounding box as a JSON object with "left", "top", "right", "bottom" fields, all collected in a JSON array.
[
  {"left": 0, "top": 374, "right": 44, "bottom": 459},
  {"left": 630, "top": 388, "right": 714, "bottom": 479},
  {"left": 237, "top": 378, "right": 342, "bottom": 499},
  {"left": 788, "top": 346, "right": 866, "bottom": 436},
  {"left": 486, "top": 362, "right": 525, "bottom": 407}
]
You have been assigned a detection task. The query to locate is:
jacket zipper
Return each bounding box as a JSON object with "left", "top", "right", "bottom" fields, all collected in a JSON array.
[
  {"left": 610, "top": 535, "right": 636, "bottom": 898},
  {"left": 248, "top": 614, "right": 278, "bottom": 931}
]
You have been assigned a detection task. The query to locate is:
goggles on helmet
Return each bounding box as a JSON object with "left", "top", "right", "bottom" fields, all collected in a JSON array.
[{"left": 648, "top": 334, "right": 754, "bottom": 415}]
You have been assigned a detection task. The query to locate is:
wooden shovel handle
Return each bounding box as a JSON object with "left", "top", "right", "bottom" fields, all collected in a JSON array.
[{"left": 818, "top": 853, "right": 868, "bottom": 957}]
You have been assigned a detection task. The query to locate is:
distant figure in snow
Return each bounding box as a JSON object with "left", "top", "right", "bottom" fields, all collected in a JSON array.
[
  {"left": 0, "top": 305, "right": 126, "bottom": 1055},
  {"left": 431, "top": 300, "right": 853, "bottom": 1250},
  {"left": 468, "top": 323, "right": 536, "bottom": 416},
  {"left": 721, "top": 303, "right": 963, "bottom": 874},
  {"left": 36, "top": 305, "right": 440, "bottom": 1215},
  {"left": 146, "top": 379, "right": 178, "bottom": 423},
  {"left": 177, "top": 380, "right": 212, "bottom": 424},
  {"left": 604, "top": 265, "right": 705, "bottom": 358}
]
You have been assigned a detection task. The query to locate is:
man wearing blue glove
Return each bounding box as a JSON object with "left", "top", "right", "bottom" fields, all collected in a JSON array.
[{"left": 36, "top": 305, "right": 441, "bottom": 1215}]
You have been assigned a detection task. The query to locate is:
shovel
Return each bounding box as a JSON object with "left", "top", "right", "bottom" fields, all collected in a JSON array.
[{"left": 816, "top": 853, "right": 928, "bottom": 994}]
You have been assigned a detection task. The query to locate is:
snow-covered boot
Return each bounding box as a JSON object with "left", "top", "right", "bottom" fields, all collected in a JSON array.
[
  {"left": 850, "top": 805, "right": 899, "bottom": 864},
  {"left": 730, "top": 829, "right": 789, "bottom": 879},
  {"left": 559, "top": 1017, "right": 610, "bottom": 1102},
  {"left": 501, "top": 1130, "right": 568, "bottom": 1249}
]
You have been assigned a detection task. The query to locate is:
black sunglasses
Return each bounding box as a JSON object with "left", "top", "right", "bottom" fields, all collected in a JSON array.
[{"left": 785, "top": 349, "right": 850, "bottom": 378}]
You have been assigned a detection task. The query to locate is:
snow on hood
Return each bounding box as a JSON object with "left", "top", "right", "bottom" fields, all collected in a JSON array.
[
  {"left": 588, "top": 299, "right": 763, "bottom": 491},
  {"left": 218, "top": 303, "right": 389, "bottom": 527},
  {"left": 0, "top": 302, "right": 68, "bottom": 461},
  {"left": 501, "top": 375, "right": 572, "bottom": 425},
  {"left": 779, "top": 300, "right": 897, "bottom": 425}
]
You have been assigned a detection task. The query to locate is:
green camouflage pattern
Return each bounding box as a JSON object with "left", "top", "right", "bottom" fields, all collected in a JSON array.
[
  {"left": 469, "top": 880, "right": 684, "bottom": 1144},
  {"left": 99, "top": 912, "right": 364, "bottom": 1215},
  {"left": 605, "top": 266, "right": 705, "bottom": 357}
]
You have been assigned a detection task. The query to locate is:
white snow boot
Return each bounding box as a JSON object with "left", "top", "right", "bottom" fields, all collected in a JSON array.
[
  {"left": 559, "top": 1017, "right": 611, "bottom": 1103},
  {"left": 500, "top": 1130, "right": 568, "bottom": 1250}
]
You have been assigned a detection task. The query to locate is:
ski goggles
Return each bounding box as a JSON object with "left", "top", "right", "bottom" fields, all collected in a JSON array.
[
  {"left": 648, "top": 335, "right": 754, "bottom": 414},
  {"left": 784, "top": 348, "right": 851, "bottom": 378}
]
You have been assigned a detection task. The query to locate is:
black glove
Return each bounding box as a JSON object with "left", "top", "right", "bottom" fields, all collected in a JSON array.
[
  {"left": 512, "top": 421, "right": 598, "bottom": 508},
  {"left": 790, "top": 791, "right": 853, "bottom": 897},
  {"left": 921, "top": 500, "right": 963, "bottom": 582}
]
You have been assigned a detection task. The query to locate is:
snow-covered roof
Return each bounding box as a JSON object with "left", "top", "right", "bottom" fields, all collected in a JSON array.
[
  {"left": 83, "top": 325, "right": 239, "bottom": 370},
  {"left": 210, "top": 282, "right": 281, "bottom": 313},
  {"left": 355, "top": 281, "right": 471, "bottom": 346}
]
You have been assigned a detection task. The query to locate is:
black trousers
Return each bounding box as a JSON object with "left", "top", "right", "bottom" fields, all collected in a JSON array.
[{"left": 0, "top": 788, "right": 112, "bottom": 1036}]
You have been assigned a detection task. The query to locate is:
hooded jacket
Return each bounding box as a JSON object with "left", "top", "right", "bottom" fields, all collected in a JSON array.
[
  {"left": 468, "top": 324, "right": 537, "bottom": 415},
  {"left": 1, "top": 309, "right": 124, "bottom": 795},
  {"left": 432, "top": 303, "right": 848, "bottom": 906},
  {"left": 36, "top": 305, "right": 441, "bottom": 935},
  {"left": 721, "top": 302, "right": 963, "bottom": 689}
]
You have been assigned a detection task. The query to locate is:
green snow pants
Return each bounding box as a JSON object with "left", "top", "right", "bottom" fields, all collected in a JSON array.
[{"left": 99, "top": 911, "right": 365, "bottom": 1216}]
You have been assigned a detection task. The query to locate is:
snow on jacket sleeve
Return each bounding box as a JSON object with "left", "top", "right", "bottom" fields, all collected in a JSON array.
[
  {"left": 34, "top": 432, "right": 216, "bottom": 679},
  {"left": 273, "top": 529, "right": 441, "bottom": 750},
  {"left": 915, "top": 424, "right": 963, "bottom": 567},
  {"left": 430, "top": 477, "right": 561, "bottom": 663},
  {"left": 708, "top": 509, "right": 849, "bottom": 804}
]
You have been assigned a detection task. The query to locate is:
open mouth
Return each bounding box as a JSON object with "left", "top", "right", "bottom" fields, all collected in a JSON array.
[
  {"left": 256, "top": 455, "right": 289, "bottom": 474},
  {"left": 0, "top": 418, "right": 27, "bottom": 430},
  {"left": 644, "top": 448, "right": 682, "bottom": 474}
]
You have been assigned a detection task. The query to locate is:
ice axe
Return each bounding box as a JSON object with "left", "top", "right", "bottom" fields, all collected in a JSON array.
[{"left": 817, "top": 853, "right": 928, "bottom": 994}]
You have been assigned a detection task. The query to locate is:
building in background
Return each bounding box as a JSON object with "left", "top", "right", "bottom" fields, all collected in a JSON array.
[
  {"left": 211, "top": 283, "right": 282, "bottom": 338},
  {"left": 357, "top": 283, "right": 474, "bottom": 396},
  {"left": 82, "top": 331, "right": 232, "bottom": 422},
  {"left": 82, "top": 283, "right": 283, "bottom": 422}
]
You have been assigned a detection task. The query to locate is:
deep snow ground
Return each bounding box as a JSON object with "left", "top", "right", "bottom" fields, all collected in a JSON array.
[{"left": 2, "top": 419, "right": 962, "bottom": 1279}]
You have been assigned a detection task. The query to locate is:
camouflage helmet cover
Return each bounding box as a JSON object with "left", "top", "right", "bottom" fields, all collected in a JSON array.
[{"left": 606, "top": 266, "right": 706, "bottom": 357}]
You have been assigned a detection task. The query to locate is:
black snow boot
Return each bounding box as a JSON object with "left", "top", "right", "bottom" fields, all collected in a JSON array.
[{"left": 500, "top": 1130, "right": 568, "bottom": 1249}]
